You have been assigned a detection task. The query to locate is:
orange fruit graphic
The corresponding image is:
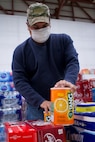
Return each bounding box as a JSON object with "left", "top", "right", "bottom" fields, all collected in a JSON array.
[{"left": 54, "top": 98, "right": 68, "bottom": 113}]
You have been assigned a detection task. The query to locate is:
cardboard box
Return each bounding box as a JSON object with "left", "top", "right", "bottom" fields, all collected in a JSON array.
[
  {"left": 65, "top": 125, "right": 95, "bottom": 142},
  {"left": 4, "top": 121, "right": 37, "bottom": 142},
  {"left": 4, "top": 120, "right": 66, "bottom": 142},
  {"left": 26, "top": 120, "right": 66, "bottom": 142},
  {"left": 74, "top": 113, "right": 95, "bottom": 131}
]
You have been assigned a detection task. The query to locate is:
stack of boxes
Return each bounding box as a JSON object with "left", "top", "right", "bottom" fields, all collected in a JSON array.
[
  {"left": 4, "top": 120, "right": 66, "bottom": 142},
  {"left": 74, "top": 69, "right": 95, "bottom": 107},
  {"left": 1, "top": 68, "right": 95, "bottom": 142},
  {"left": 0, "top": 71, "right": 23, "bottom": 142},
  {"left": 65, "top": 68, "right": 95, "bottom": 142},
  {"left": 65, "top": 102, "right": 95, "bottom": 142},
  {"left": 0, "top": 72, "right": 67, "bottom": 142}
]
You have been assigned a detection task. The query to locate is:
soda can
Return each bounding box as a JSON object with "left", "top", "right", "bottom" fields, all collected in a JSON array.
[{"left": 50, "top": 87, "right": 74, "bottom": 125}]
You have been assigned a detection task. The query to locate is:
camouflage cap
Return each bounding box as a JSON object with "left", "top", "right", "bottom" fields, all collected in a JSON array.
[{"left": 27, "top": 2, "right": 50, "bottom": 26}]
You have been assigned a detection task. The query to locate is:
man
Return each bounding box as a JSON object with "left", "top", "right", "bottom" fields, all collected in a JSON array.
[{"left": 12, "top": 2, "right": 80, "bottom": 120}]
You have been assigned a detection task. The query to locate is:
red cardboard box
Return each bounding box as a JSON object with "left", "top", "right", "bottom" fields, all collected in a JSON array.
[
  {"left": 4, "top": 121, "right": 37, "bottom": 142},
  {"left": 25, "top": 120, "right": 66, "bottom": 142},
  {"left": 4, "top": 120, "right": 66, "bottom": 142}
]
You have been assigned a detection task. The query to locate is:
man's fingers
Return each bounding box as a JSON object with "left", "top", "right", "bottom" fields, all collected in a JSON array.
[
  {"left": 54, "top": 80, "right": 77, "bottom": 93},
  {"left": 40, "top": 101, "right": 51, "bottom": 113}
]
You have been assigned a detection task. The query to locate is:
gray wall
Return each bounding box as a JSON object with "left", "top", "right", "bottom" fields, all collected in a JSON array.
[{"left": 0, "top": 14, "right": 95, "bottom": 71}]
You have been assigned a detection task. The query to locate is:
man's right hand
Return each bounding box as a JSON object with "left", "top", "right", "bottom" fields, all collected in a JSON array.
[{"left": 40, "top": 100, "right": 52, "bottom": 113}]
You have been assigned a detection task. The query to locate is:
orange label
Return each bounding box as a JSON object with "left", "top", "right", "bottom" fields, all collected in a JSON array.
[{"left": 50, "top": 87, "right": 74, "bottom": 125}]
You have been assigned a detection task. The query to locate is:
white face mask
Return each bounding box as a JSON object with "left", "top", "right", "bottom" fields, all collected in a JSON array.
[{"left": 31, "top": 26, "right": 50, "bottom": 43}]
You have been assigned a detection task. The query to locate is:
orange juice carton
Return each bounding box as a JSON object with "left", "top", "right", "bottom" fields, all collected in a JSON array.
[{"left": 50, "top": 87, "right": 74, "bottom": 125}]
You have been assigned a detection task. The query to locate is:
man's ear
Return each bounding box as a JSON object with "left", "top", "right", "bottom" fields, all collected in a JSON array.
[
  {"left": 28, "top": 28, "right": 32, "bottom": 35},
  {"left": 26, "top": 22, "right": 32, "bottom": 35}
]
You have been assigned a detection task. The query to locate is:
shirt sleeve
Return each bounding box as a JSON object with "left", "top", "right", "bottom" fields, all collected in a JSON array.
[
  {"left": 61, "top": 34, "right": 80, "bottom": 84},
  {"left": 11, "top": 45, "right": 45, "bottom": 108}
]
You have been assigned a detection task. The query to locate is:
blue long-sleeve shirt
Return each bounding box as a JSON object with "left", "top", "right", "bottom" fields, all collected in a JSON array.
[{"left": 12, "top": 33, "right": 80, "bottom": 107}]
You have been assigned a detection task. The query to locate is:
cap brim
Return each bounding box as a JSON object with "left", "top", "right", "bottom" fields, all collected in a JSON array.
[{"left": 28, "top": 16, "right": 49, "bottom": 26}]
